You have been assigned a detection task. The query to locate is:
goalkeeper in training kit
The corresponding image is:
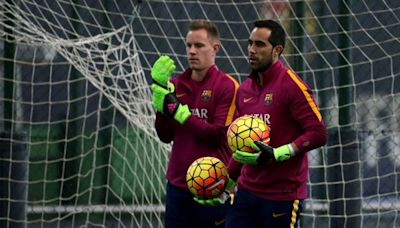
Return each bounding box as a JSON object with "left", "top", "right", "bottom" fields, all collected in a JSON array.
[
  {"left": 224, "top": 20, "right": 328, "bottom": 228},
  {"left": 150, "top": 20, "right": 238, "bottom": 228}
]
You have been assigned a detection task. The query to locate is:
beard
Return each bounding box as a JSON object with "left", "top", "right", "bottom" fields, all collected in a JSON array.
[
  {"left": 251, "top": 58, "right": 273, "bottom": 73},
  {"left": 254, "top": 61, "right": 272, "bottom": 73},
  {"left": 250, "top": 50, "right": 274, "bottom": 73}
]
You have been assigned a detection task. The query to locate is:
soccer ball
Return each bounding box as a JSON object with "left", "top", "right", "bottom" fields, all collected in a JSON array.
[
  {"left": 186, "top": 156, "right": 229, "bottom": 199},
  {"left": 227, "top": 115, "right": 270, "bottom": 152}
]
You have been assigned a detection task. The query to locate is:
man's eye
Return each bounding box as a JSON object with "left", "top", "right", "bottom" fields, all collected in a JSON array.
[{"left": 255, "top": 42, "right": 265, "bottom": 47}]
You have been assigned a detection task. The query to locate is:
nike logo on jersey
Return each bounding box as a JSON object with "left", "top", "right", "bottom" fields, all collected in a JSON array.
[
  {"left": 176, "top": 93, "right": 186, "bottom": 98},
  {"left": 214, "top": 219, "right": 225, "bottom": 226},
  {"left": 272, "top": 212, "right": 286, "bottom": 218},
  {"left": 243, "top": 97, "right": 254, "bottom": 103}
]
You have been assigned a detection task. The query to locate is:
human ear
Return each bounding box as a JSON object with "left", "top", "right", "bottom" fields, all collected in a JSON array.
[
  {"left": 274, "top": 45, "right": 283, "bottom": 57},
  {"left": 213, "top": 42, "right": 221, "bottom": 53}
]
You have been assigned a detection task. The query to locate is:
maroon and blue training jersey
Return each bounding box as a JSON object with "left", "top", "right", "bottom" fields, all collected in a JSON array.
[
  {"left": 231, "top": 60, "right": 327, "bottom": 201},
  {"left": 155, "top": 65, "right": 239, "bottom": 190}
]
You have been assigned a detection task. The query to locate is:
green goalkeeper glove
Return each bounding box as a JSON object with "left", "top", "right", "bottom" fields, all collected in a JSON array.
[
  {"left": 193, "top": 178, "right": 236, "bottom": 206},
  {"left": 233, "top": 141, "right": 295, "bottom": 165},
  {"left": 151, "top": 84, "right": 191, "bottom": 125},
  {"left": 151, "top": 56, "right": 176, "bottom": 88},
  {"left": 151, "top": 82, "right": 175, "bottom": 113},
  {"left": 151, "top": 84, "right": 168, "bottom": 113}
]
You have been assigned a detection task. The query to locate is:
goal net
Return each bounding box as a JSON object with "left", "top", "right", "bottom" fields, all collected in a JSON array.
[{"left": 0, "top": 0, "right": 399, "bottom": 227}]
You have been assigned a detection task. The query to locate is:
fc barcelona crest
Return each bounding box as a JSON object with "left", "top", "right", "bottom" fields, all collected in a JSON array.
[
  {"left": 264, "top": 93, "right": 273, "bottom": 105},
  {"left": 201, "top": 90, "right": 212, "bottom": 102}
]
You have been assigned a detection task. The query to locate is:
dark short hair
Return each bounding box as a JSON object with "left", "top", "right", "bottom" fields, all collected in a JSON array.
[
  {"left": 188, "top": 20, "right": 220, "bottom": 41},
  {"left": 253, "top": 20, "right": 286, "bottom": 49}
]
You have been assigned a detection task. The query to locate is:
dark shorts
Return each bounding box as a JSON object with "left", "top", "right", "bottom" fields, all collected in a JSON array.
[
  {"left": 164, "top": 182, "right": 229, "bottom": 228},
  {"left": 226, "top": 188, "right": 303, "bottom": 228}
]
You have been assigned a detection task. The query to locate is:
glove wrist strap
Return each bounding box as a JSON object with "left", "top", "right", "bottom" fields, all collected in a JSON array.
[
  {"left": 287, "top": 143, "right": 295, "bottom": 157},
  {"left": 152, "top": 80, "right": 166, "bottom": 89}
]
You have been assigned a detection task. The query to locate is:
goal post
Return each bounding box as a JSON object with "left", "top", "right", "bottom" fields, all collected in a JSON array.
[{"left": 1, "top": 0, "right": 399, "bottom": 227}]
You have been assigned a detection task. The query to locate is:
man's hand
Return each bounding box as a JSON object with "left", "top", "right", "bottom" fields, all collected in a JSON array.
[
  {"left": 233, "top": 141, "right": 294, "bottom": 165},
  {"left": 151, "top": 56, "right": 176, "bottom": 87},
  {"left": 194, "top": 179, "right": 236, "bottom": 206},
  {"left": 151, "top": 84, "right": 191, "bottom": 125}
]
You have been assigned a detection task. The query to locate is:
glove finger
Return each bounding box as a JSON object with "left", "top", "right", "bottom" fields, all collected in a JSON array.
[
  {"left": 152, "top": 91, "right": 163, "bottom": 102},
  {"left": 152, "top": 56, "right": 172, "bottom": 72},
  {"left": 152, "top": 57, "right": 164, "bottom": 73},
  {"left": 208, "top": 199, "right": 221, "bottom": 206},
  {"left": 161, "top": 55, "right": 170, "bottom": 62},
  {"left": 250, "top": 141, "right": 260, "bottom": 151},
  {"left": 193, "top": 197, "right": 208, "bottom": 206},
  {"left": 151, "top": 95, "right": 162, "bottom": 112},
  {"left": 157, "top": 55, "right": 168, "bottom": 65},
  {"left": 205, "top": 198, "right": 221, "bottom": 206},
  {"left": 161, "top": 56, "right": 173, "bottom": 69},
  {"left": 194, "top": 197, "right": 222, "bottom": 206},
  {"left": 232, "top": 151, "right": 242, "bottom": 162},
  {"left": 233, "top": 151, "right": 250, "bottom": 163},
  {"left": 234, "top": 150, "right": 251, "bottom": 156},
  {"left": 150, "top": 83, "right": 158, "bottom": 92},
  {"left": 167, "top": 62, "right": 176, "bottom": 73},
  {"left": 254, "top": 141, "right": 274, "bottom": 154},
  {"left": 233, "top": 150, "right": 260, "bottom": 164},
  {"left": 193, "top": 197, "right": 202, "bottom": 204},
  {"left": 226, "top": 179, "right": 236, "bottom": 191}
]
